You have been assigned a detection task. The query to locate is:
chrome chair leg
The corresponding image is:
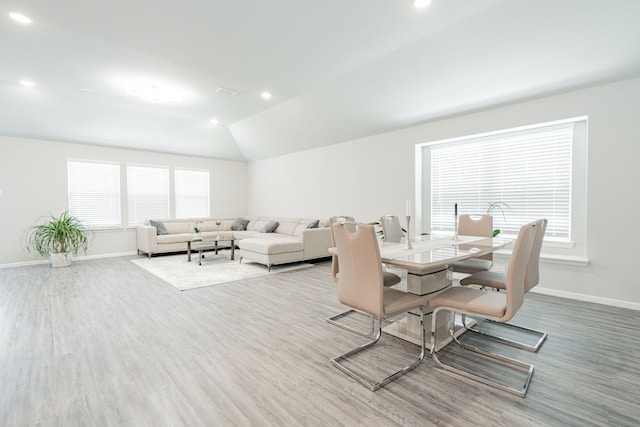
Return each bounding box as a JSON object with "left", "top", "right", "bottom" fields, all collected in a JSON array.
[
  {"left": 461, "top": 315, "right": 548, "bottom": 353},
  {"left": 430, "top": 310, "right": 534, "bottom": 398},
  {"left": 326, "top": 309, "right": 376, "bottom": 338},
  {"left": 331, "top": 309, "right": 426, "bottom": 391}
]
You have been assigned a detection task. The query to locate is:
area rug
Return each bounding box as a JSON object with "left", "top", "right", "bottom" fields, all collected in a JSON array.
[{"left": 131, "top": 252, "right": 314, "bottom": 291}]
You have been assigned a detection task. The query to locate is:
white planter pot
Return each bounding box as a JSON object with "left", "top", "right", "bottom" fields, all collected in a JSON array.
[{"left": 50, "top": 252, "right": 71, "bottom": 267}]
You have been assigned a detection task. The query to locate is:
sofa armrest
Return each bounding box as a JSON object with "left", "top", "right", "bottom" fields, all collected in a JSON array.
[
  {"left": 300, "top": 228, "right": 333, "bottom": 259},
  {"left": 137, "top": 225, "right": 158, "bottom": 255}
]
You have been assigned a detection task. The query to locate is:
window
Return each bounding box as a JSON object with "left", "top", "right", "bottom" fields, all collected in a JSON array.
[
  {"left": 420, "top": 117, "right": 587, "bottom": 247},
  {"left": 127, "top": 165, "right": 169, "bottom": 226},
  {"left": 68, "top": 160, "right": 121, "bottom": 228},
  {"left": 175, "top": 168, "right": 210, "bottom": 218}
]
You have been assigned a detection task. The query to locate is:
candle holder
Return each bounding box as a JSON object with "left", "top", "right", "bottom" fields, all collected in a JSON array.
[
  {"left": 215, "top": 220, "right": 221, "bottom": 239},
  {"left": 404, "top": 215, "right": 413, "bottom": 249},
  {"left": 453, "top": 213, "right": 460, "bottom": 240}
]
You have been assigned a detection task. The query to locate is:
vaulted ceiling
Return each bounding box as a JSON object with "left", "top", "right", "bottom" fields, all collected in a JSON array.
[{"left": 2, "top": 0, "right": 640, "bottom": 161}]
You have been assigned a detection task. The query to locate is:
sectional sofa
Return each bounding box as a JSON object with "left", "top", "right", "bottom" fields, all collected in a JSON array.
[{"left": 136, "top": 216, "right": 332, "bottom": 270}]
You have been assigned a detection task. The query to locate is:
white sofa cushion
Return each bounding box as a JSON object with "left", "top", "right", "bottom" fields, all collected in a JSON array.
[{"left": 239, "top": 238, "right": 304, "bottom": 255}]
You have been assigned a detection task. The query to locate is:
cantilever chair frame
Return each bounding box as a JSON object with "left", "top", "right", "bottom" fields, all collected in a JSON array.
[
  {"left": 460, "top": 218, "right": 548, "bottom": 353},
  {"left": 429, "top": 221, "right": 538, "bottom": 397},
  {"left": 330, "top": 221, "right": 427, "bottom": 391}
]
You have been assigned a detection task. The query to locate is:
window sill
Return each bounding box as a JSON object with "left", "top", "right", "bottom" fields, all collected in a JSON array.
[{"left": 494, "top": 251, "right": 589, "bottom": 267}]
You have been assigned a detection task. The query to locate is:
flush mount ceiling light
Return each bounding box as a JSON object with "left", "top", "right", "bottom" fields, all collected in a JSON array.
[
  {"left": 210, "top": 118, "right": 219, "bottom": 125},
  {"left": 216, "top": 86, "right": 239, "bottom": 96},
  {"left": 19, "top": 79, "right": 35, "bottom": 87},
  {"left": 414, "top": 0, "right": 432, "bottom": 8},
  {"left": 113, "top": 75, "right": 193, "bottom": 104},
  {"left": 9, "top": 12, "right": 33, "bottom": 24},
  {"left": 126, "top": 82, "right": 183, "bottom": 103},
  {"left": 261, "top": 91, "right": 272, "bottom": 100}
]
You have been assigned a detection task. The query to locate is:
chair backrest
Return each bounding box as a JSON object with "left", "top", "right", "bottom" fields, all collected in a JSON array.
[
  {"left": 380, "top": 215, "right": 403, "bottom": 243},
  {"left": 502, "top": 221, "right": 537, "bottom": 322},
  {"left": 329, "top": 216, "right": 355, "bottom": 280},
  {"left": 332, "top": 222, "right": 385, "bottom": 318},
  {"left": 525, "top": 218, "right": 547, "bottom": 292},
  {"left": 458, "top": 214, "right": 494, "bottom": 261}
]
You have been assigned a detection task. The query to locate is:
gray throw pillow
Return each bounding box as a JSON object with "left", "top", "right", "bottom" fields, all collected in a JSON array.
[
  {"left": 306, "top": 219, "right": 320, "bottom": 229},
  {"left": 150, "top": 220, "right": 169, "bottom": 235},
  {"left": 261, "top": 220, "right": 279, "bottom": 233},
  {"left": 231, "top": 217, "right": 250, "bottom": 231}
]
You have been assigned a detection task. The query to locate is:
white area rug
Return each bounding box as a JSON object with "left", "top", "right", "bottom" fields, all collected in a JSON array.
[{"left": 131, "top": 252, "right": 314, "bottom": 291}]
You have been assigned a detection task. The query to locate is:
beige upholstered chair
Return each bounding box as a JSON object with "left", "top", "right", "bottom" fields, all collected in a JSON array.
[
  {"left": 427, "top": 221, "right": 538, "bottom": 397},
  {"left": 380, "top": 215, "right": 403, "bottom": 243},
  {"left": 327, "top": 216, "right": 401, "bottom": 337},
  {"left": 330, "top": 222, "right": 429, "bottom": 391},
  {"left": 451, "top": 214, "right": 494, "bottom": 274},
  {"left": 458, "top": 218, "right": 548, "bottom": 352}
]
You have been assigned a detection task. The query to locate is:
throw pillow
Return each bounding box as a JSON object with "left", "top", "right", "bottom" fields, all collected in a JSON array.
[
  {"left": 231, "top": 217, "right": 250, "bottom": 231},
  {"left": 306, "top": 219, "right": 320, "bottom": 229},
  {"left": 149, "top": 220, "right": 169, "bottom": 235},
  {"left": 261, "top": 220, "right": 279, "bottom": 233}
]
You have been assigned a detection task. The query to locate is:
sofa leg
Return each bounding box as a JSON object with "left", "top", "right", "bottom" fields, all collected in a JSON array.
[
  {"left": 239, "top": 257, "right": 242, "bottom": 264},
  {"left": 268, "top": 264, "right": 272, "bottom": 272}
]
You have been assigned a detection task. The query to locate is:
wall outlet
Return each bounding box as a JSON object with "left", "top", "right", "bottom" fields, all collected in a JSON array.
[{"left": 492, "top": 264, "right": 506, "bottom": 272}]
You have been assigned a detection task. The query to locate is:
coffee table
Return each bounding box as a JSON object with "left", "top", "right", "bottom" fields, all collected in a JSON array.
[{"left": 187, "top": 236, "right": 235, "bottom": 265}]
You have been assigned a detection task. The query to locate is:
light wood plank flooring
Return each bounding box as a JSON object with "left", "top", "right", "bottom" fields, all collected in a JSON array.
[{"left": 0, "top": 256, "right": 638, "bottom": 426}]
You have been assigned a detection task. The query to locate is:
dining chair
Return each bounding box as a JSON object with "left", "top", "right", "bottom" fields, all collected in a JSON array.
[
  {"left": 326, "top": 216, "right": 402, "bottom": 337},
  {"left": 380, "top": 215, "right": 403, "bottom": 243},
  {"left": 451, "top": 214, "right": 494, "bottom": 274},
  {"left": 330, "top": 221, "right": 429, "bottom": 391},
  {"left": 427, "top": 221, "right": 537, "bottom": 397},
  {"left": 458, "top": 218, "right": 548, "bottom": 352}
]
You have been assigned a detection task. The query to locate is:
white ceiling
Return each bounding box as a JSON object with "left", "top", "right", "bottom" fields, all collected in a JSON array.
[{"left": 2, "top": 0, "right": 640, "bottom": 161}]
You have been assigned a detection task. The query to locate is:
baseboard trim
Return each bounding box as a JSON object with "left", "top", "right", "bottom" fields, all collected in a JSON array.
[
  {"left": 532, "top": 287, "right": 640, "bottom": 311},
  {"left": 0, "top": 251, "right": 138, "bottom": 269}
]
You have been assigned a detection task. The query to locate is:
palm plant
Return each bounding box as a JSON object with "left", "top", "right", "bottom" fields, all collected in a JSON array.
[{"left": 24, "top": 211, "right": 91, "bottom": 259}]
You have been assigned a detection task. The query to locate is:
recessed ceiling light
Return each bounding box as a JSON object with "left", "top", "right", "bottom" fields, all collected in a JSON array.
[
  {"left": 210, "top": 118, "right": 219, "bottom": 125},
  {"left": 9, "top": 12, "right": 33, "bottom": 24},
  {"left": 261, "top": 91, "right": 272, "bottom": 100},
  {"left": 414, "top": 0, "right": 432, "bottom": 8},
  {"left": 19, "top": 80, "right": 35, "bottom": 87}
]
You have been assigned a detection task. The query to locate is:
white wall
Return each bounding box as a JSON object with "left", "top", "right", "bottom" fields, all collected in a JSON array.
[
  {"left": 0, "top": 136, "right": 248, "bottom": 265},
  {"left": 248, "top": 76, "right": 640, "bottom": 308}
]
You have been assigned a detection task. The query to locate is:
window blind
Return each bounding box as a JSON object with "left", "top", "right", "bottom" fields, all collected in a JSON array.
[
  {"left": 175, "top": 168, "right": 210, "bottom": 218},
  {"left": 67, "top": 160, "right": 121, "bottom": 228},
  {"left": 430, "top": 123, "right": 573, "bottom": 240},
  {"left": 127, "top": 165, "right": 169, "bottom": 226}
]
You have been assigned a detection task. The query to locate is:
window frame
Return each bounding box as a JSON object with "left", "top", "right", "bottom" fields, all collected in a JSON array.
[
  {"left": 67, "top": 159, "right": 122, "bottom": 229},
  {"left": 415, "top": 116, "right": 588, "bottom": 261},
  {"left": 174, "top": 167, "right": 211, "bottom": 219},
  {"left": 126, "top": 163, "right": 170, "bottom": 227}
]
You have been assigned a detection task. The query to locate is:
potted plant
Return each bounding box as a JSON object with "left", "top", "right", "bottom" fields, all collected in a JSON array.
[
  {"left": 487, "top": 201, "right": 510, "bottom": 237},
  {"left": 23, "top": 211, "right": 92, "bottom": 267}
]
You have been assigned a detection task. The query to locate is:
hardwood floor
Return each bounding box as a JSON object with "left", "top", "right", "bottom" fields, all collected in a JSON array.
[{"left": 0, "top": 256, "right": 638, "bottom": 426}]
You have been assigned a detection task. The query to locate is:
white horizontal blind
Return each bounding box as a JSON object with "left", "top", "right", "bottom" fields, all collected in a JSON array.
[
  {"left": 67, "top": 160, "right": 121, "bottom": 228},
  {"left": 127, "top": 165, "right": 169, "bottom": 226},
  {"left": 430, "top": 123, "right": 573, "bottom": 239},
  {"left": 175, "top": 168, "right": 210, "bottom": 218}
]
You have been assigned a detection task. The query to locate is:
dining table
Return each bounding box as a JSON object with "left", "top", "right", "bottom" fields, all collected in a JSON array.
[{"left": 331, "top": 233, "right": 513, "bottom": 350}]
